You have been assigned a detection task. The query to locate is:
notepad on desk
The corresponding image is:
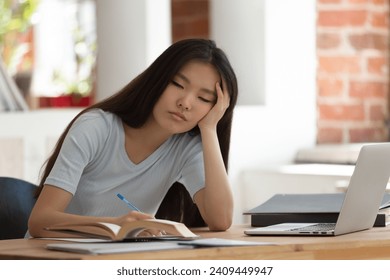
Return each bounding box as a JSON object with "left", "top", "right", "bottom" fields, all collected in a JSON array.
[
  {"left": 178, "top": 238, "right": 273, "bottom": 247},
  {"left": 46, "top": 241, "right": 193, "bottom": 255},
  {"left": 46, "top": 238, "right": 273, "bottom": 255}
]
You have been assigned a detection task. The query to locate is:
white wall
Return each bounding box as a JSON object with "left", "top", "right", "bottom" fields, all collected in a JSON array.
[
  {"left": 211, "top": 0, "right": 317, "bottom": 223},
  {"left": 95, "top": 0, "right": 171, "bottom": 100},
  {"left": 0, "top": 109, "right": 80, "bottom": 184},
  {"left": 211, "top": 0, "right": 266, "bottom": 105}
]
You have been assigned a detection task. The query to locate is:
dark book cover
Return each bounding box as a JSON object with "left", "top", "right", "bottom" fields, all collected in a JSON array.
[{"left": 244, "top": 193, "right": 390, "bottom": 227}]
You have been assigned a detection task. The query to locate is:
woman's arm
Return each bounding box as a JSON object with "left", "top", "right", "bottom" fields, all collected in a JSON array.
[
  {"left": 194, "top": 81, "right": 233, "bottom": 231},
  {"left": 28, "top": 185, "right": 152, "bottom": 238}
]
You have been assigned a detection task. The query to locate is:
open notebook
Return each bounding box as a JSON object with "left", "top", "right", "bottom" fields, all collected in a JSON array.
[{"left": 245, "top": 143, "right": 390, "bottom": 236}]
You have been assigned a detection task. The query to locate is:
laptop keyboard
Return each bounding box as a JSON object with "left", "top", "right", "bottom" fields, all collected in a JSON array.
[{"left": 289, "top": 223, "right": 336, "bottom": 232}]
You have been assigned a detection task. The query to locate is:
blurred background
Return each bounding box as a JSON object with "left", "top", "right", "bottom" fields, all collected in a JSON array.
[{"left": 0, "top": 0, "right": 388, "bottom": 223}]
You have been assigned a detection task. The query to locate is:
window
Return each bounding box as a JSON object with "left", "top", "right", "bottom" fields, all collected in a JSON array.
[{"left": 31, "top": 0, "right": 96, "bottom": 101}]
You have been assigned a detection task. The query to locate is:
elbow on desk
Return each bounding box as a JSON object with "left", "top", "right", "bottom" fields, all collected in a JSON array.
[
  {"left": 208, "top": 223, "right": 231, "bottom": 232},
  {"left": 27, "top": 215, "right": 46, "bottom": 238},
  {"left": 27, "top": 220, "right": 39, "bottom": 238},
  {"left": 202, "top": 208, "right": 233, "bottom": 231},
  {"left": 207, "top": 218, "right": 232, "bottom": 231}
]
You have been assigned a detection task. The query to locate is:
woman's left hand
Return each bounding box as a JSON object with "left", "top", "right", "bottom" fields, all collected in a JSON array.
[{"left": 198, "top": 80, "right": 230, "bottom": 131}]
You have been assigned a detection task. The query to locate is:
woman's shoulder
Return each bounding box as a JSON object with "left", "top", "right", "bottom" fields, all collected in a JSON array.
[
  {"left": 78, "top": 108, "right": 115, "bottom": 121},
  {"left": 66, "top": 109, "right": 120, "bottom": 139},
  {"left": 74, "top": 109, "right": 117, "bottom": 128}
]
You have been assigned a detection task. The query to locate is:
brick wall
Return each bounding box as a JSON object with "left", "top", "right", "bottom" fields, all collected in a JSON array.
[
  {"left": 171, "top": 0, "right": 390, "bottom": 144},
  {"left": 171, "top": 0, "right": 209, "bottom": 42},
  {"left": 317, "top": 0, "right": 389, "bottom": 143}
]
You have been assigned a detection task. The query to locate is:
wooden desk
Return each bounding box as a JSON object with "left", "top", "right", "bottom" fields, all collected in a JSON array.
[{"left": 1, "top": 225, "right": 390, "bottom": 260}]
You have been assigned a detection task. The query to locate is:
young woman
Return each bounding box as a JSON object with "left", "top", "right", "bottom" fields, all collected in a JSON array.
[{"left": 28, "top": 38, "right": 238, "bottom": 237}]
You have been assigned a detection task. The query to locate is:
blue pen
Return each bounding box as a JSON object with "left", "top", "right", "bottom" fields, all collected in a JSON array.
[{"left": 116, "top": 193, "right": 142, "bottom": 212}]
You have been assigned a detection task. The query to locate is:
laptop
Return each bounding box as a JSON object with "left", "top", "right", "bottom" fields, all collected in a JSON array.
[{"left": 244, "top": 143, "right": 390, "bottom": 236}]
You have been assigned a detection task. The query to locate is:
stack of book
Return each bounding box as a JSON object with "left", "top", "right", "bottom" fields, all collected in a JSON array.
[{"left": 244, "top": 193, "right": 390, "bottom": 227}]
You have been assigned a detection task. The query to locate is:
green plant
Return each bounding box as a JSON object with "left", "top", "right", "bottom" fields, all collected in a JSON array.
[
  {"left": 52, "top": 3, "right": 96, "bottom": 97},
  {"left": 0, "top": 0, "right": 39, "bottom": 74},
  {"left": 52, "top": 27, "right": 97, "bottom": 96}
]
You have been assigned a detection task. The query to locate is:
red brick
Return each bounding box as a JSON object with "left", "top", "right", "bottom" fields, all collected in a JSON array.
[
  {"left": 318, "top": 56, "right": 361, "bottom": 74},
  {"left": 318, "top": 104, "right": 365, "bottom": 121},
  {"left": 317, "top": 33, "right": 341, "bottom": 49},
  {"left": 370, "top": 104, "right": 386, "bottom": 121},
  {"left": 171, "top": 0, "right": 209, "bottom": 42},
  {"left": 349, "top": 33, "right": 388, "bottom": 51},
  {"left": 349, "top": 81, "right": 387, "bottom": 98},
  {"left": 372, "top": 0, "right": 386, "bottom": 5},
  {"left": 349, "top": 127, "right": 387, "bottom": 142},
  {"left": 318, "top": 10, "right": 367, "bottom": 27},
  {"left": 371, "top": 11, "right": 389, "bottom": 28},
  {"left": 171, "top": 0, "right": 209, "bottom": 18},
  {"left": 367, "top": 56, "right": 388, "bottom": 75},
  {"left": 317, "top": 77, "right": 344, "bottom": 97},
  {"left": 172, "top": 17, "right": 209, "bottom": 41},
  {"left": 316, "top": 0, "right": 390, "bottom": 145},
  {"left": 317, "top": 127, "right": 343, "bottom": 144},
  {"left": 347, "top": 0, "right": 368, "bottom": 3}
]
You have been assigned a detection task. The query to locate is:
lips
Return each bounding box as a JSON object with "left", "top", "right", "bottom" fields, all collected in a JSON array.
[{"left": 170, "top": 111, "right": 187, "bottom": 121}]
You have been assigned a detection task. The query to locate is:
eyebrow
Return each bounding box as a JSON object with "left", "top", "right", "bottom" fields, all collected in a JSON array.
[{"left": 176, "top": 72, "right": 216, "bottom": 96}]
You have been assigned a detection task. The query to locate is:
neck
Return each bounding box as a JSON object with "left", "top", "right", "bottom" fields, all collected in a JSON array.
[{"left": 123, "top": 120, "right": 172, "bottom": 149}]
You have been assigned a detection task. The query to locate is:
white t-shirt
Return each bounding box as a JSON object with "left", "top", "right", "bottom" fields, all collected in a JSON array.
[{"left": 45, "top": 109, "right": 205, "bottom": 217}]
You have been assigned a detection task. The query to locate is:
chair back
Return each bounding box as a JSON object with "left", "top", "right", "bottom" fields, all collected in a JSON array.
[{"left": 0, "top": 177, "right": 37, "bottom": 239}]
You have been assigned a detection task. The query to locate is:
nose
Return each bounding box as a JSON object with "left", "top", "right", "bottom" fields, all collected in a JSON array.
[
  {"left": 177, "top": 95, "right": 192, "bottom": 111},
  {"left": 178, "top": 103, "right": 189, "bottom": 111}
]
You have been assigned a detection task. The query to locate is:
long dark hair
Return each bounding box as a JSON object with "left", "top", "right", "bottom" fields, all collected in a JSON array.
[{"left": 36, "top": 39, "right": 238, "bottom": 227}]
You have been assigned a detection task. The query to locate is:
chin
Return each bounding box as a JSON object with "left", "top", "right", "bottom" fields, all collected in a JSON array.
[
  {"left": 173, "top": 127, "right": 197, "bottom": 136},
  {"left": 160, "top": 120, "right": 197, "bottom": 135},
  {"left": 162, "top": 125, "right": 187, "bottom": 135}
]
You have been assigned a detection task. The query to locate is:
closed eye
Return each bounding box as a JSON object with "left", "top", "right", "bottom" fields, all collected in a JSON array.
[
  {"left": 171, "top": 80, "right": 184, "bottom": 89},
  {"left": 198, "top": 96, "right": 215, "bottom": 104}
]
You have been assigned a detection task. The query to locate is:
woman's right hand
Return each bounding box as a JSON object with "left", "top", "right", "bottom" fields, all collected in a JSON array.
[
  {"left": 115, "top": 211, "right": 166, "bottom": 237},
  {"left": 116, "top": 211, "right": 154, "bottom": 225}
]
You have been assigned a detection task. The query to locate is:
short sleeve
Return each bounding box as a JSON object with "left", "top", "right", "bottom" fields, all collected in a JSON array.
[{"left": 44, "top": 110, "right": 110, "bottom": 194}]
